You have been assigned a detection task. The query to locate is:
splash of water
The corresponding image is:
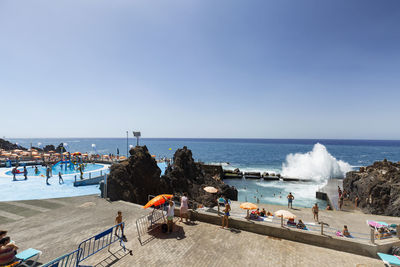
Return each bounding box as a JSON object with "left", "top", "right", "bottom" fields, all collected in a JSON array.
[{"left": 281, "top": 143, "right": 352, "bottom": 181}]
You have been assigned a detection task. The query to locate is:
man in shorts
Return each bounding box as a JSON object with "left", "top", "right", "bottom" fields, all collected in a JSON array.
[
  {"left": 166, "top": 199, "right": 175, "bottom": 233},
  {"left": 287, "top": 192, "right": 294, "bottom": 209}
]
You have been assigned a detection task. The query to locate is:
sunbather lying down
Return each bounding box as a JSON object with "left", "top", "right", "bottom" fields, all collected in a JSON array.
[{"left": 376, "top": 227, "right": 392, "bottom": 239}]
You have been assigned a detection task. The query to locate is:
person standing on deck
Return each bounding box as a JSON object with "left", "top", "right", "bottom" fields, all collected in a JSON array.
[
  {"left": 46, "top": 167, "right": 50, "bottom": 185},
  {"left": 287, "top": 192, "right": 294, "bottom": 209},
  {"left": 23, "top": 166, "right": 27, "bottom": 180},
  {"left": 312, "top": 203, "right": 319, "bottom": 222}
]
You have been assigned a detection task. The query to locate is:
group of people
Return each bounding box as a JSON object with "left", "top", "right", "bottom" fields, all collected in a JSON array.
[
  {"left": 0, "top": 230, "right": 19, "bottom": 266},
  {"left": 11, "top": 166, "right": 28, "bottom": 181}
]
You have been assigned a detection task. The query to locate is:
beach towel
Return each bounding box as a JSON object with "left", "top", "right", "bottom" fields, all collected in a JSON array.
[{"left": 377, "top": 252, "right": 400, "bottom": 266}]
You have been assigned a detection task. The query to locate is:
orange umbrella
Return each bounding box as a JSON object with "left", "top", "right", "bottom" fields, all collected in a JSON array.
[
  {"left": 240, "top": 202, "right": 258, "bottom": 219},
  {"left": 204, "top": 186, "right": 218, "bottom": 193},
  {"left": 240, "top": 202, "right": 258, "bottom": 210},
  {"left": 72, "top": 152, "right": 81, "bottom": 156},
  {"left": 33, "top": 155, "right": 41, "bottom": 159},
  {"left": 143, "top": 194, "right": 173, "bottom": 209}
]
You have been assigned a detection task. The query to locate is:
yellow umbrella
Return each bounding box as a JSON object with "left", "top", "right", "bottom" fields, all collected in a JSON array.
[
  {"left": 203, "top": 186, "right": 218, "bottom": 193},
  {"left": 240, "top": 202, "right": 258, "bottom": 219},
  {"left": 274, "top": 210, "right": 296, "bottom": 219}
]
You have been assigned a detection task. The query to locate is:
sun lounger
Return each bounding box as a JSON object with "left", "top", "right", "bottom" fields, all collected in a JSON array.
[
  {"left": 377, "top": 252, "right": 400, "bottom": 267},
  {"left": 15, "top": 248, "right": 42, "bottom": 267}
]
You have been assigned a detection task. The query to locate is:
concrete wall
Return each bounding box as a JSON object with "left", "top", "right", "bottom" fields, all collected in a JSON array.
[
  {"left": 190, "top": 210, "right": 400, "bottom": 259},
  {"left": 74, "top": 175, "right": 105, "bottom": 187}
]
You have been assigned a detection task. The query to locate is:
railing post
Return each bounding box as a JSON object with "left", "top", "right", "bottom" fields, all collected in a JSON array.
[
  {"left": 100, "top": 170, "right": 102, "bottom": 176},
  {"left": 370, "top": 228, "right": 375, "bottom": 244},
  {"left": 281, "top": 216, "right": 283, "bottom": 227},
  {"left": 397, "top": 224, "right": 400, "bottom": 239},
  {"left": 321, "top": 222, "right": 324, "bottom": 235},
  {"left": 89, "top": 172, "right": 91, "bottom": 179},
  {"left": 75, "top": 175, "right": 76, "bottom": 182}
]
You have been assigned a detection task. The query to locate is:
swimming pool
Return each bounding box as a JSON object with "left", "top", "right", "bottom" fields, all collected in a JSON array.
[{"left": 5, "top": 162, "right": 105, "bottom": 177}]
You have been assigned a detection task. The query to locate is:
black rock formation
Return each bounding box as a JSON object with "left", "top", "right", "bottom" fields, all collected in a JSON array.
[
  {"left": 55, "top": 143, "right": 67, "bottom": 153},
  {"left": 107, "top": 146, "right": 238, "bottom": 207},
  {"left": 43, "top": 145, "right": 56, "bottom": 152},
  {"left": 0, "top": 138, "right": 27, "bottom": 151},
  {"left": 343, "top": 160, "right": 400, "bottom": 216},
  {"left": 107, "top": 146, "right": 169, "bottom": 204}
]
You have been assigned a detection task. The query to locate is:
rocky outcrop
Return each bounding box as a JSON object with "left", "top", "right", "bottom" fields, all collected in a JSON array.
[
  {"left": 43, "top": 145, "right": 56, "bottom": 152},
  {"left": 0, "top": 138, "right": 27, "bottom": 151},
  {"left": 343, "top": 160, "right": 400, "bottom": 216},
  {"left": 163, "top": 146, "right": 237, "bottom": 206},
  {"left": 107, "top": 146, "right": 238, "bottom": 207},
  {"left": 55, "top": 143, "right": 67, "bottom": 153},
  {"left": 107, "top": 146, "right": 168, "bottom": 205}
]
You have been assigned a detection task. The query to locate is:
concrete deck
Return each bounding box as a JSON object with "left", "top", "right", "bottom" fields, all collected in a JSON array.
[
  {"left": 316, "top": 178, "right": 343, "bottom": 210},
  {"left": 0, "top": 195, "right": 388, "bottom": 266}
]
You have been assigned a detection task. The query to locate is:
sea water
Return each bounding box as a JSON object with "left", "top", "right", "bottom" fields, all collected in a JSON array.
[{"left": 6, "top": 138, "right": 400, "bottom": 207}]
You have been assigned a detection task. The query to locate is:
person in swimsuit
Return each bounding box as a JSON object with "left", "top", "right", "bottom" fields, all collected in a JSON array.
[
  {"left": 58, "top": 172, "right": 64, "bottom": 184},
  {"left": 221, "top": 197, "right": 231, "bottom": 229},
  {"left": 312, "top": 203, "right": 319, "bottom": 222},
  {"left": 287, "top": 192, "right": 294, "bottom": 209},
  {"left": 23, "top": 166, "right": 27, "bottom": 180},
  {"left": 342, "top": 225, "right": 351, "bottom": 237}
]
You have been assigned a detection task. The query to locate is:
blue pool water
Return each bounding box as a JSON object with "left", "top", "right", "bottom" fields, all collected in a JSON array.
[{"left": 5, "top": 162, "right": 105, "bottom": 176}]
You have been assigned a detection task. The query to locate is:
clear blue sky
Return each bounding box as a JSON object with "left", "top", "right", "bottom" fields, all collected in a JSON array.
[{"left": 1, "top": 0, "right": 399, "bottom": 139}]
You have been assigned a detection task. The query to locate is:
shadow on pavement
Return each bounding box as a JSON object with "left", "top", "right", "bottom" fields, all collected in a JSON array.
[{"left": 93, "top": 247, "right": 133, "bottom": 267}]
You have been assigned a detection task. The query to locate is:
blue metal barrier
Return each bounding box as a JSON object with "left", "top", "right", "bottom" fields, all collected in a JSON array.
[
  {"left": 41, "top": 248, "right": 81, "bottom": 267},
  {"left": 77, "top": 223, "right": 127, "bottom": 265}
]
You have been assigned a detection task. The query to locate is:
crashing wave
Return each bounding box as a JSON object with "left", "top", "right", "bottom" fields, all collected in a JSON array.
[{"left": 281, "top": 143, "right": 352, "bottom": 181}]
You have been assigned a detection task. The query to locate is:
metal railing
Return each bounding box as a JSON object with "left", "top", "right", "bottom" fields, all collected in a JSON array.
[
  {"left": 136, "top": 208, "right": 166, "bottom": 245},
  {"left": 77, "top": 223, "right": 127, "bottom": 264},
  {"left": 41, "top": 248, "right": 81, "bottom": 267}
]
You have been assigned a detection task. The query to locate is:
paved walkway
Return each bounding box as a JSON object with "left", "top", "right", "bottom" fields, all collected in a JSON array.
[{"left": 0, "top": 195, "right": 384, "bottom": 266}]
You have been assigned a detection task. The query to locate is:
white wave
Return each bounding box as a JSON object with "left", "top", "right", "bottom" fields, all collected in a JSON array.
[
  {"left": 223, "top": 166, "right": 281, "bottom": 174},
  {"left": 208, "top": 162, "right": 231, "bottom": 167},
  {"left": 281, "top": 143, "right": 352, "bottom": 181}
]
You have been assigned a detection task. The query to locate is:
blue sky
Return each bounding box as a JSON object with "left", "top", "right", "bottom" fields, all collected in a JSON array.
[{"left": 1, "top": 0, "right": 399, "bottom": 139}]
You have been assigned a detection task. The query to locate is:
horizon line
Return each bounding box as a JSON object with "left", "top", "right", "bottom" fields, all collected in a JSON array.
[{"left": 4, "top": 137, "right": 400, "bottom": 142}]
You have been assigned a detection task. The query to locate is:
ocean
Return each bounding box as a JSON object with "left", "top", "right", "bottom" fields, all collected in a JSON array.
[{"left": 6, "top": 138, "right": 400, "bottom": 208}]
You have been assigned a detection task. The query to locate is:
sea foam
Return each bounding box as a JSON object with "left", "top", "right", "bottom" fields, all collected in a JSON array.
[{"left": 281, "top": 143, "right": 352, "bottom": 181}]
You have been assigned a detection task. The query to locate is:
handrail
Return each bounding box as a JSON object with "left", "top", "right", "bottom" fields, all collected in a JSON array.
[
  {"left": 41, "top": 248, "right": 81, "bottom": 267},
  {"left": 77, "top": 223, "right": 126, "bottom": 264}
]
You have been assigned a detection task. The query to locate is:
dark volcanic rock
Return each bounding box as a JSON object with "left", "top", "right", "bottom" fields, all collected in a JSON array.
[
  {"left": 0, "top": 138, "right": 27, "bottom": 151},
  {"left": 107, "top": 146, "right": 168, "bottom": 205},
  {"left": 163, "top": 146, "right": 237, "bottom": 206},
  {"left": 55, "top": 143, "right": 67, "bottom": 153},
  {"left": 107, "top": 146, "right": 238, "bottom": 207},
  {"left": 343, "top": 160, "right": 400, "bottom": 216},
  {"left": 43, "top": 145, "right": 56, "bottom": 152}
]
